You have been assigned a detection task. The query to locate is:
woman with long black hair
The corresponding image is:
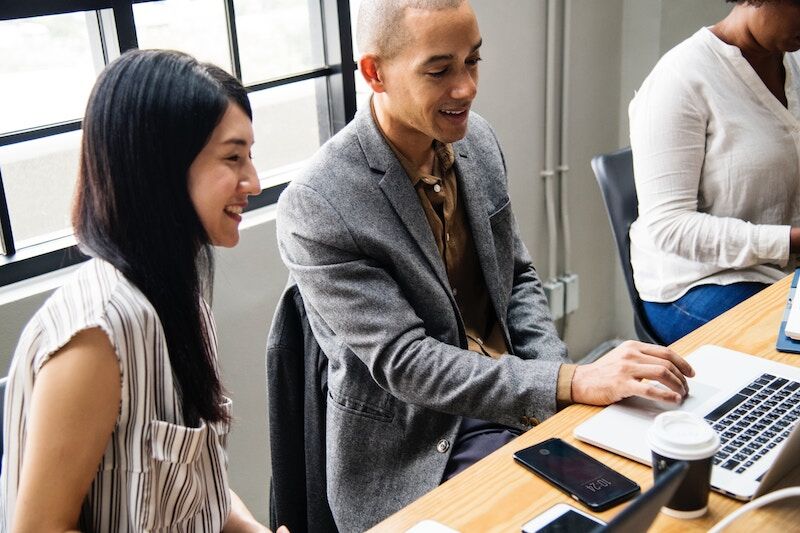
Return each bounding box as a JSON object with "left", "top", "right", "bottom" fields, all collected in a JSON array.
[{"left": 1, "top": 49, "right": 285, "bottom": 532}]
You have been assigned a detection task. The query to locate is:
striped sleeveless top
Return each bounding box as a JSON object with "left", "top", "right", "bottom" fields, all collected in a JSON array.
[{"left": 1, "top": 259, "right": 231, "bottom": 531}]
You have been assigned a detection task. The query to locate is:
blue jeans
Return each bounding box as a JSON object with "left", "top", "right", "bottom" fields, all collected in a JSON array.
[{"left": 643, "top": 282, "right": 768, "bottom": 345}]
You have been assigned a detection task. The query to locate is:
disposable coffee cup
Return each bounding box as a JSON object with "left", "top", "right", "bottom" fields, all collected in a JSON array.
[{"left": 647, "top": 411, "right": 720, "bottom": 519}]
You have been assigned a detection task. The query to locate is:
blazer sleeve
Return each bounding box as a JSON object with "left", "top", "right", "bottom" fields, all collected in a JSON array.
[{"left": 277, "top": 181, "right": 564, "bottom": 427}]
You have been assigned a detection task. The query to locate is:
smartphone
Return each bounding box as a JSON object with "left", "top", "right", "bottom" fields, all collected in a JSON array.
[
  {"left": 521, "top": 503, "right": 604, "bottom": 533},
  {"left": 513, "top": 438, "right": 640, "bottom": 511}
]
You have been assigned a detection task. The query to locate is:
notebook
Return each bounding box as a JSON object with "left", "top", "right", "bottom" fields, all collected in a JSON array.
[{"left": 776, "top": 268, "right": 800, "bottom": 354}]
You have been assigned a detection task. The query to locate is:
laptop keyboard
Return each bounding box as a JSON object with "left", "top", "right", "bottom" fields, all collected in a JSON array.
[{"left": 703, "top": 374, "right": 800, "bottom": 475}]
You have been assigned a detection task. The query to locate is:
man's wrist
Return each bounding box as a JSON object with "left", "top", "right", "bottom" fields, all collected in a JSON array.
[{"left": 556, "top": 363, "right": 577, "bottom": 409}]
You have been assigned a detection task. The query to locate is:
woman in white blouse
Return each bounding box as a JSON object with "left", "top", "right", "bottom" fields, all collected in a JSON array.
[
  {"left": 1, "top": 50, "right": 288, "bottom": 532},
  {"left": 629, "top": 0, "right": 800, "bottom": 344}
]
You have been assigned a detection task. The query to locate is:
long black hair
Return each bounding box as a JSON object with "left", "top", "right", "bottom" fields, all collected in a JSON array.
[{"left": 73, "top": 49, "right": 252, "bottom": 425}]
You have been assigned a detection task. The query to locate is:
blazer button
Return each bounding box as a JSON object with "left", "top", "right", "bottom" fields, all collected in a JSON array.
[
  {"left": 436, "top": 439, "right": 450, "bottom": 453},
  {"left": 520, "top": 416, "right": 530, "bottom": 426},
  {"left": 530, "top": 417, "right": 540, "bottom": 427}
]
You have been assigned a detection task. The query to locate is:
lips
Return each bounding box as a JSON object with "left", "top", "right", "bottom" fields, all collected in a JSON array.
[
  {"left": 439, "top": 106, "right": 470, "bottom": 125},
  {"left": 223, "top": 204, "right": 246, "bottom": 222}
]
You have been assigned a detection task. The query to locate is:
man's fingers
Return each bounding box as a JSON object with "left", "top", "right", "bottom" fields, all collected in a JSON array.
[
  {"left": 637, "top": 343, "right": 695, "bottom": 377},
  {"left": 633, "top": 363, "right": 687, "bottom": 397},
  {"left": 628, "top": 378, "right": 682, "bottom": 404},
  {"left": 634, "top": 353, "right": 689, "bottom": 392}
]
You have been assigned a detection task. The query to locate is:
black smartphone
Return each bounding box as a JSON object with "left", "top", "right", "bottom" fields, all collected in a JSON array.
[{"left": 513, "top": 438, "right": 640, "bottom": 511}]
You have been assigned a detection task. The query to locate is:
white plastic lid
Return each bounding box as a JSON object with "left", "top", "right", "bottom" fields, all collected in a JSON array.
[{"left": 647, "top": 411, "right": 720, "bottom": 461}]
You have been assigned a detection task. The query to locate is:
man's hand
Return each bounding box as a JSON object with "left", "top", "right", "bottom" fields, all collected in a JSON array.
[{"left": 572, "top": 340, "right": 695, "bottom": 405}]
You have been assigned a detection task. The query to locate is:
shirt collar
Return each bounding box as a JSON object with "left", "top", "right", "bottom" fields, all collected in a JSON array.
[{"left": 370, "top": 97, "right": 455, "bottom": 186}]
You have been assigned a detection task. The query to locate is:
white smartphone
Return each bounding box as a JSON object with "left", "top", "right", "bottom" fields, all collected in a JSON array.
[{"left": 521, "top": 503, "right": 605, "bottom": 533}]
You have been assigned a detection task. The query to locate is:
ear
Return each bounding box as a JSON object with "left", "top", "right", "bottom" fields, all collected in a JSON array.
[{"left": 359, "top": 55, "right": 386, "bottom": 93}]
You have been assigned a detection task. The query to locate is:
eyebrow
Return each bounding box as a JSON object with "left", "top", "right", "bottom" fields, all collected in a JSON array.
[
  {"left": 421, "top": 39, "right": 483, "bottom": 67},
  {"left": 221, "top": 138, "right": 251, "bottom": 147}
]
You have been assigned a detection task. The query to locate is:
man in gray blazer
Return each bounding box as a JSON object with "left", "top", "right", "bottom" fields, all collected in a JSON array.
[{"left": 276, "top": 0, "right": 694, "bottom": 530}]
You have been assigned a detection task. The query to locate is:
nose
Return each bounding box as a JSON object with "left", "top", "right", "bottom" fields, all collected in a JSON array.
[
  {"left": 451, "top": 68, "right": 478, "bottom": 101},
  {"left": 239, "top": 158, "right": 262, "bottom": 196}
]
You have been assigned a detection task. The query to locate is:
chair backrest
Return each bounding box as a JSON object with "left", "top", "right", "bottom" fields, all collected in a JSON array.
[
  {"left": 266, "top": 281, "right": 337, "bottom": 533},
  {"left": 591, "top": 147, "right": 661, "bottom": 344}
]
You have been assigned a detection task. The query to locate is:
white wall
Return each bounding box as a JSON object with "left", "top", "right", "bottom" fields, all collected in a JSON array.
[
  {"left": 211, "top": 210, "right": 287, "bottom": 523},
  {"left": 0, "top": 0, "right": 732, "bottom": 524},
  {"left": 472, "top": 0, "right": 626, "bottom": 357}
]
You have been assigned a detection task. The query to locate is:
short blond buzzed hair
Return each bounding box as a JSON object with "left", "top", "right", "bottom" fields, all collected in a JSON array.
[{"left": 356, "top": 0, "right": 465, "bottom": 58}]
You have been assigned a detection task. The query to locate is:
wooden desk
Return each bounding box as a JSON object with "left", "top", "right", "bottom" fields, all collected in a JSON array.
[{"left": 370, "top": 275, "right": 800, "bottom": 532}]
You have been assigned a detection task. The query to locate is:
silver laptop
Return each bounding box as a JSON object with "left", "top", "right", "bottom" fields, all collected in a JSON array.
[{"left": 574, "top": 345, "right": 800, "bottom": 500}]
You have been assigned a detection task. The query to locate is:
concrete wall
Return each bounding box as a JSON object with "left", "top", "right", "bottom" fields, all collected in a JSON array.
[{"left": 0, "top": 0, "right": 733, "bottom": 523}]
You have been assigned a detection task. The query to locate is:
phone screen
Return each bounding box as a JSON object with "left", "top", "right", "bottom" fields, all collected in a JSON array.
[
  {"left": 522, "top": 509, "right": 602, "bottom": 533},
  {"left": 514, "top": 438, "right": 640, "bottom": 510}
]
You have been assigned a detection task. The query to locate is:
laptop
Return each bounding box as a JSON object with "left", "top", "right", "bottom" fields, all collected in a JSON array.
[{"left": 574, "top": 345, "right": 800, "bottom": 500}]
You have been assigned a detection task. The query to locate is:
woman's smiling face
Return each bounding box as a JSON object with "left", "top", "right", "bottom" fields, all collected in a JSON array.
[{"left": 187, "top": 102, "right": 261, "bottom": 248}]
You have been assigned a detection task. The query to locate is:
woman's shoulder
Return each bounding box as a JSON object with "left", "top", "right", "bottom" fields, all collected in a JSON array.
[
  {"left": 22, "top": 259, "right": 157, "bottom": 367},
  {"left": 632, "top": 29, "right": 720, "bottom": 111},
  {"left": 649, "top": 28, "right": 719, "bottom": 79}
]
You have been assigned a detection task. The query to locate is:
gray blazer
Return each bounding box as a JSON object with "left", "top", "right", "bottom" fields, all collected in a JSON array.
[{"left": 276, "top": 108, "right": 568, "bottom": 532}]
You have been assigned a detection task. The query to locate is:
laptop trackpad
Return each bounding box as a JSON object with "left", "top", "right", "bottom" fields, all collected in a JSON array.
[
  {"left": 619, "top": 379, "right": 721, "bottom": 416},
  {"left": 573, "top": 380, "right": 723, "bottom": 465}
]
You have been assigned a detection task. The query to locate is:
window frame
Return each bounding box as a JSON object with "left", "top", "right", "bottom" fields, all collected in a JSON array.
[{"left": 0, "top": 0, "right": 356, "bottom": 286}]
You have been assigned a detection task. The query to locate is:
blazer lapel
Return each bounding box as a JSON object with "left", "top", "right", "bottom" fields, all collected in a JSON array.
[
  {"left": 354, "top": 110, "right": 450, "bottom": 290},
  {"left": 378, "top": 167, "right": 450, "bottom": 288},
  {"left": 453, "top": 145, "right": 507, "bottom": 325}
]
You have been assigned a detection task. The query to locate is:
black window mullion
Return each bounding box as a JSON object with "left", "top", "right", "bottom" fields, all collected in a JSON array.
[
  {"left": 245, "top": 67, "right": 334, "bottom": 93},
  {"left": 0, "top": 244, "right": 89, "bottom": 287},
  {"left": 0, "top": 0, "right": 114, "bottom": 21},
  {"left": 0, "top": 120, "right": 83, "bottom": 148},
  {"left": 95, "top": 9, "right": 112, "bottom": 64},
  {"left": 112, "top": 0, "right": 138, "bottom": 52},
  {"left": 319, "top": 0, "right": 356, "bottom": 134},
  {"left": 0, "top": 169, "right": 16, "bottom": 256},
  {"left": 223, "top": 0, "right": 242, "bottom": 79},
  {"left": 335, "top": 0, "right": 356, "bottom": 125}
]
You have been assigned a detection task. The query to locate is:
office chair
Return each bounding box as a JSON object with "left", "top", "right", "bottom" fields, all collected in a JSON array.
[
  {"left": 591, "top": 147, "right": 662, "bottom": 345},
  {"left": 266, "top": 280, "right": 337, "bottom": 533}
]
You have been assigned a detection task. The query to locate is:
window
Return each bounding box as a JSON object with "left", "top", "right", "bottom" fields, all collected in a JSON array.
[
  {"left": 0, "top": 0, "right": 356, "bottom": 286},
  {"left": 348, "top": 0, "right": 371, "bottom": 109}
]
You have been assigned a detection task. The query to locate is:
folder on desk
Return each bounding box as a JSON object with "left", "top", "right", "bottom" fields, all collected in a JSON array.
[{"left": 776, "top": 268, "right": 800, "bottom": 354}]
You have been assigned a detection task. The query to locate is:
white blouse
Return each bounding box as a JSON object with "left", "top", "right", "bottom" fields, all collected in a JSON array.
[
  {"left": 1, "top": 259, "right": 231, "bottom": 532},
  {"left": 629, "top": 27, "right": 800, "bottom": 303}
]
